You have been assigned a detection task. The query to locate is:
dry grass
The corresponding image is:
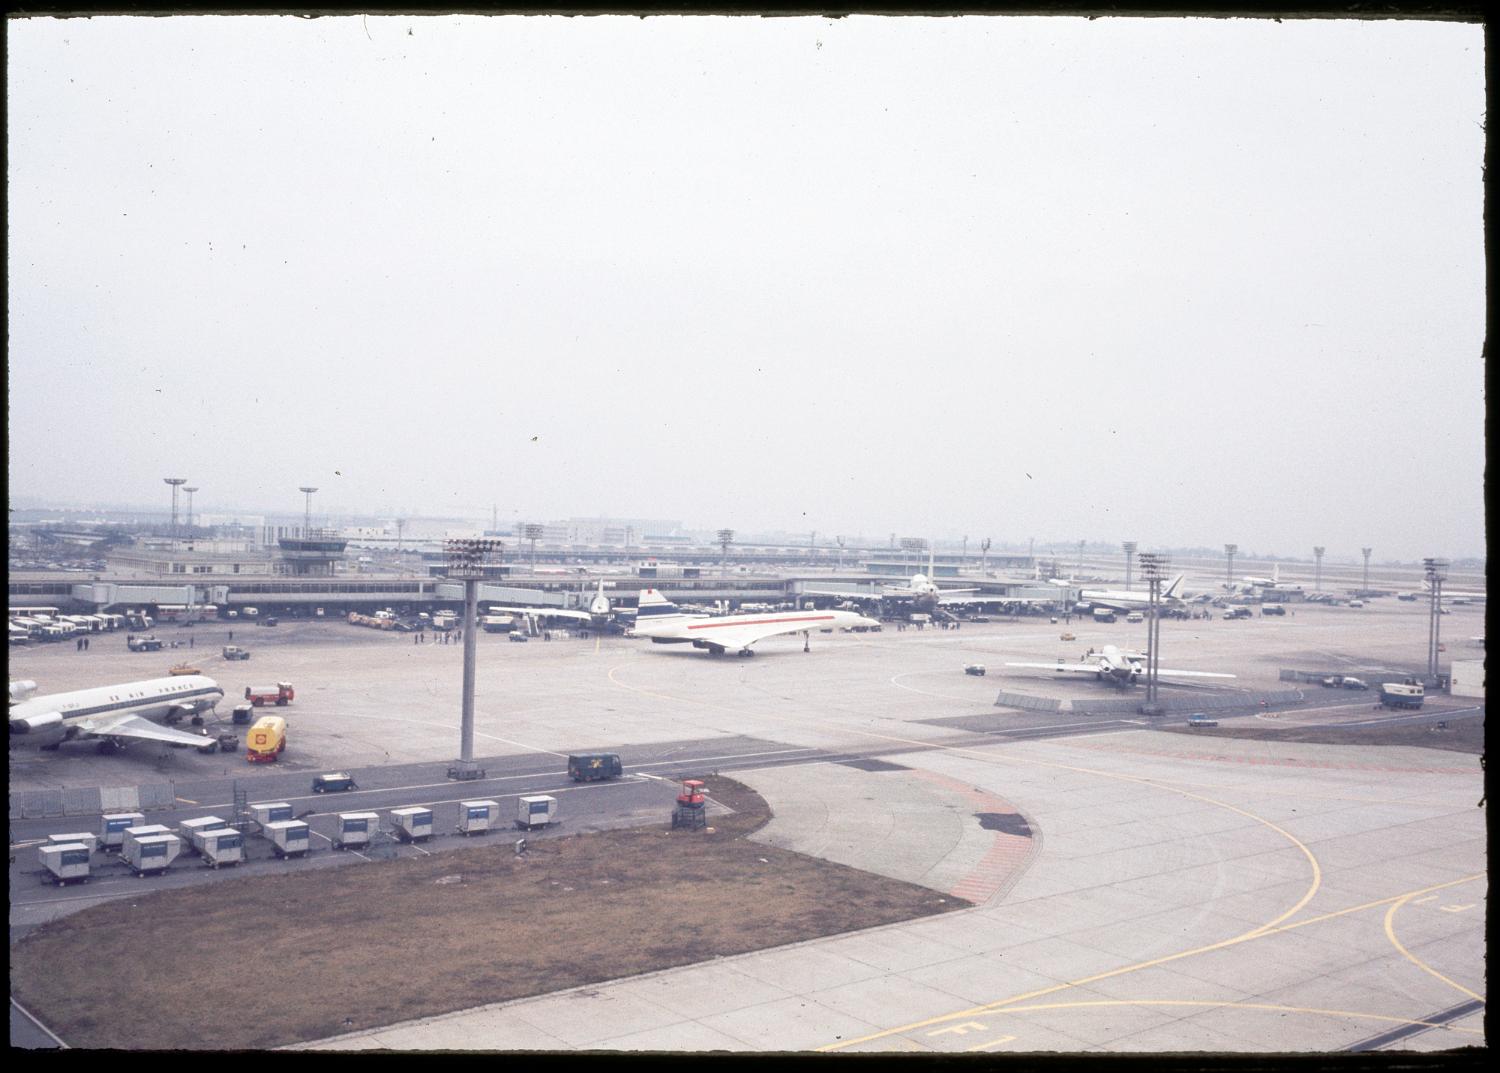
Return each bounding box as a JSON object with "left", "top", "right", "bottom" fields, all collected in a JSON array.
[{"left": 11, "top": 777, "right": 966, "bottom": 1050}]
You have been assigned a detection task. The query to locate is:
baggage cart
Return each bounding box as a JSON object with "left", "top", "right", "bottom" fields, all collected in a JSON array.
[
  {"left": 40, "top": 843, "right": 91, "bottom": 886},
  {"left": 335, "top": 812, "right": 379, "bottom": 850},
  {"left": 264, "top": 819, "right": 310, "bottom": 858},
  {"left": 100, "top": 812, "right": 145, "bottom": 851},
  {"left": 200, "top": 829, "right": 244, "bottom": 868},
  {"left": 390, "top": 807, "right": 434, "bottom": 842},
  {"left": 125, "top": 833, "right": 180, "bottom": 876},
  {"left": 458, "top": 800, "right": 499, "bottom": 835},
  {"left": 516, "top": 795, "right": 557, "bottom": 830}
]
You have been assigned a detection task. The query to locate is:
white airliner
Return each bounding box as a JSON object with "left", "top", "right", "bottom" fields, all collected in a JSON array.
[
  {"left": 1226, "top": 565, "right": 1303, "bottom": 594},
  {"left": 631, "top": 589, "right": 881, "bottom": 656},
  {"left": 487, "top": 580, "right": 627, "bottom": 631},
  {"left": 1006, "top": 644, "right": 1235, "bottom": 688},
  {"left": 802, "top": 548, "right": 1051, "bottom": 615},
  {"left": 1051, "top": 575, "right": 1188, "bottom": 613},
  {"left": 8, "top": 675, "right": 226, "bottom": 754}
]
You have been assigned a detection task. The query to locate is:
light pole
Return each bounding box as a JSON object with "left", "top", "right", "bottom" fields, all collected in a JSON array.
[
  {"left": 396, "top": 518, "right": 406, "bottom": 557},
  {"left": 1361, "top": 547, "right": 1373, "bottom": 594},
  {"left": 717, "top": 529, "right": 734, "bottom": 577},
  {"left": 836, "top": 535, "right": 846, "bottom": 572},
  {"left": 1313, "top": 547, "right": 1325, "bottom": 593},
  {"left": 1423, "top": 558, "right": 1448, "bottom": 684},
  {"left": 1138, "top": 552, "right": 1168, "bottom": 712},
  {"left": 164, "top": 477, "right": 187, "bottom": 537},
  {"left": 446, "top": 538, "right": 502, "bottom": 781},
  {"left": 523, "top": 524, "right": 544, "bottom": 572},
  {"left": 183, "top": 487, "right": 199, "bottom": 534},
  {"left": 981, "top": 537, "right": 991, "bottom": 577},
  {"left": 1224, "top": 544, "right": 1237, "bottom": 590},
  {"left": 1122, "top": 541, "right": 1137, "bottom": 590},
  {"left": 1077, "top": 540, "right": 1086, "bottom": 576}
]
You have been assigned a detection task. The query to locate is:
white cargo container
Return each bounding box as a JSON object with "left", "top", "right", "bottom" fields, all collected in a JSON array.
[
  {"left": 125, "top": 833, "right": 180, "bottom": 875},
  {"left": 457, "top": 800, "right": 499, "bottom": 835},
  {"left": 390, "top": 806, "right": 434, "bottom": 842},
  {"left": 516, "top": 795, "right": 557, "bottom": 830},
  {"left": 46, "top": 831, "right": 99, "bottom": 855},
  {"left": 122, "top": 824, "right": 173, "bottom": 859},
  {"left": 264, "top": 819, "right": 310, "bottom": 858},
  {"left": 39, "top": 843, "right": 92, "bottom": 885},
  {"left": 250, "top": 802, "right": 294, "bottom": 827},
  {"left": 335, "top": 812, "right": 380, "bottom": 850},
  {"left": 179, "top": 816, "right": 229, "bottom": 854},
  {"left": 100, "top": 812, "right": 146, "bottom": 850},
  {"left": 200, "top": 829, "right": 244, "bottom": 868}
]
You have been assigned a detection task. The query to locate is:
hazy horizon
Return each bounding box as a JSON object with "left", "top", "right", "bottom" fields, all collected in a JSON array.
[{"left": 8, "top": 14, "right": 1486, "bottom": 562}]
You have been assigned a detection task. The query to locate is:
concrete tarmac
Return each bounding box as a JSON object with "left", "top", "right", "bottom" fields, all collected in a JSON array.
[{"left": 9, "top": 599, "right": 1486, "bottom": 1052}]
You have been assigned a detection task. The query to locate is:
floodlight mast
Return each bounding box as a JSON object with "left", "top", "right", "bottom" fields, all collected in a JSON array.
[
  {"left": 1223, "top": 544, "right": 1237, "bottom": 590},
  {"left": 446, "top": 538, "right": 503, "bottom": 780},
  {"left": 1423, "top": 557, "right": 1449, "bottom": 683},
  {"left": 1138, "top": 552, "right": 1168, "bottom": 710},
  {"left": 164, "top": 478, "right": 187, "bottom": 537},
  {"left": 1123, "top": 542, "right": 1138, "bottom": 591}
]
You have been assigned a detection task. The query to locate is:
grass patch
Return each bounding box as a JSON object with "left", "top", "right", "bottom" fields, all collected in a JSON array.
[
  {"left": 1159, "top": 713, "right": 1484, "bottom": 754},
  {"left": 12, "top": 777, "right": 966, "bottom": 1050}
]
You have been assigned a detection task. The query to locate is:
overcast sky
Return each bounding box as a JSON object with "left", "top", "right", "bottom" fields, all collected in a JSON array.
[{"left": 7, "top": 14, "right": 1485, "bottom": 560}]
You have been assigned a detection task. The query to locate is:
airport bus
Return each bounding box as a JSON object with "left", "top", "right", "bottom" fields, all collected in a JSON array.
[{"left": 8, "top": 606, "right": 60, "bottom": 622}]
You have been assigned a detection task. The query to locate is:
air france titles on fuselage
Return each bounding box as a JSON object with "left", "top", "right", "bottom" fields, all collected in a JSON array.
[{"left": 8, "top": 675, "right": 225, "bottom": 753}]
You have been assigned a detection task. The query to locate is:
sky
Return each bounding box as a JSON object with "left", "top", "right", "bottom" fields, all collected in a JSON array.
[{"left": 6, "top": 14, "right": 1486, "bottom": 561}]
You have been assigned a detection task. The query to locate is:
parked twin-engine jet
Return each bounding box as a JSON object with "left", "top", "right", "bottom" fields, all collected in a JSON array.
[
  {"left": 9, "top": 675, "right": 226, "bottom": 754},
  {"left": 1005, "top": 645, "right": 1235, "bottom": 688},
  {"left": 487, "top": 580, "right": 630, "bottom": 631},
  {"left": 802, "top": 548, "right": 1052, "bottom": 615},
  {"left": 1051, "top": 575, "right": 1188, "bottom": 613},
  {"left": 631, "top": 589, "right": 880, "bottom": 656}
]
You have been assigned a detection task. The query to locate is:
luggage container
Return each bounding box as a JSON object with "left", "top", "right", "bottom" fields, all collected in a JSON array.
[
  {"left": 516, "top": 795, "right": 557, "bottom": 830},
  {"left": 390, "top": 806, "right": 434, "bottom": 842},
  {"left": 264, "top": 819, "right": 310, "bottom": 858},
  {"left": 179, "top": 816, "right": 229, "bottom": 854},
  {"left": 458, "top": 800, "right": 499, "bottom": 835},
  {"left": 100, "top": 812, "right": 146, "bottom": 851},
  {"left": 125, "top": 833, "right": 181, "bottom": 876},
  {"left": 250, "top": 802, "right": 293, "bottom": 827},
  {"left": 335, "top": 812, "right": 380, "bottom": 850},
  {"left": 232, "top": 703, "right": 254, "bottom": 725},
  {"left": 39, "top": 843, "right": 91, "bottom": 886},
  {"left": 122, "top": 824, "right": 173, "bottom": 859},
  {"left": 199, "top": 829, "right": 244, "bottom": 868},
  {"left": 46, "top": 831, "right": 99, "bottom": 855}
]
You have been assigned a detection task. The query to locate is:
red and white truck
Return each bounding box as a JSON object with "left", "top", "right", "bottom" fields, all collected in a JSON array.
[{"left": 245, "top": 681, "right": 295, "bottom": 707}]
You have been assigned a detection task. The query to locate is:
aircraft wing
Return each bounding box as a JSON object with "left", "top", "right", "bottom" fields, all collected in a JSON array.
[
  {"left": 800, "top": 588, "right": 882, "bottom": 602},
  {"left": 936, "top": 592, "right": 1051, "bottom": 607},
  {"left": 1005, "top": 661, "right": 1103, "bottom": 675},
  {"left": 1154, "top": 668, "right": 1237, "bottom": 679},
  {"left": 682, "top": 618, "right": 827, "bottom": 652},
  {"left": 76, "top": 713, "right": 218, "bottom": 749},
  {"left": 487, "top": 606, "right": 594, "bottom": 623}
]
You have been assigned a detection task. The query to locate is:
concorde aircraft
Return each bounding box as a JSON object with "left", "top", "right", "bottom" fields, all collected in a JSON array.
[
  {"left": 8, "top": 675, "right": 226, "bottom": 754},
  {"left": 1005, "top": 644, "right": 1235, "bottom": 688},
  {"left": 631, "top": 589, "right": 881, "bottom": 656}
]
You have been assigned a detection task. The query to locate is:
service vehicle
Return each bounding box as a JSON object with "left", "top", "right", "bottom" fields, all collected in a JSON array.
[
  {"left": 1223, "top": 607, "right": 1253, "bottom": 620},
  {"left": 1060, "top": 632, "right": 1076, "bottom": 641},
  {"left": 222, "top": 645, "right": 251, "bottom": 660},
  {"left": 1340, "top": 677, "right": 1369, "bottom": 690},
  {"left": 1092, "top": 608, "right": 1117, "bottom": 623},
  {"left": 245, "top": 681, "right": 295, "bottom": 706},
  {"left": 126, "top": 634, "right": 164, "bottom": 652},
  {"left": 568, "top": 753, "right": 622, "bottom": 782},
  {"left": 1261, "top": 604, "right": 1286, "bottom": 616},
  {"left": 245, "top": 715, "right": 287, "bottom": 762},
  {"left": 963, "top": 664, "right": 986, "bottom": 676},
  {"left": 1187, "top": 714, "right": 1219, "bottom": 728},
  {"left": 168, "top": 663, "right": 202, "bottom": 677},
  {"left": 1348, "top": 600, "right": 1365, "bottom": 609},
  {"left": 1125, "top": 611, "right": 1144, "bottom": 623},
  {"left": 508, "top": 632, "right": 529, "bottom": 643},
  {"left": 1379, "top": 678, "right": 1425, "bottom": 709},
  {"left": 259, "top": 616, "right": 279, "bottom": 627},
  {"left": 312, "top": 771, "right": 358, "bottom": 793}
]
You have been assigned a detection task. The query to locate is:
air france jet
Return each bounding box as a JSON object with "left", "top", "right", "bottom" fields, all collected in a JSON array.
[
  {"left": 487, "top": 580, "right": 629, "bottom": 632},
  {"left": 9, "top": 675, "right": 226, "bottom": 754},
  {"left": 631, "top": 589, "right": 880, "bottom": 656},
  {"left": 802, "top": 548, "right": 1046, "bottom": 615},
  {"left": 1051, "top": 575, "right": 1188, "bottom": 613},
  {"left": 1005, "top": 644, "right": 1235, "bottom": 688}
]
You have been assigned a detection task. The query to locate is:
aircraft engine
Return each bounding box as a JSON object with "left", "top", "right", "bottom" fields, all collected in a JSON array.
[
  {"left": 9, "top": 710, "right": 66, "bottom": 747},
  {"left": 9, "top": 679, "right": 38, "bottom": 703}
]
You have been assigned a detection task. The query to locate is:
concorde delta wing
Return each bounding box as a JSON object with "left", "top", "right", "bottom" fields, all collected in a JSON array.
[{"left": 1004, "top": 661, "right": 1104, "bottom": 675}]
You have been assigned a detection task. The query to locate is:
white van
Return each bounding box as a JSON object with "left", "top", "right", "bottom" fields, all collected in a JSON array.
[{"left": 1125, "top": 611, "right": 1144, "bottom": 623}]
